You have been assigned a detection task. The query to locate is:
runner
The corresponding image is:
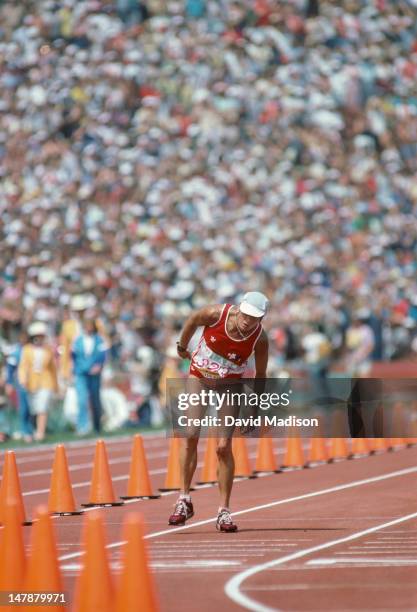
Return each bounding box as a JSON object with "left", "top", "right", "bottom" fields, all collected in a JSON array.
[{"left": 169, "top": 292, "right": 269, "bottom": 532}]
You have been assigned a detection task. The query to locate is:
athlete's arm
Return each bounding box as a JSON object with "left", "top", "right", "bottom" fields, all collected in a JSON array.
[
  {"left": 177, "top": 305, "right": 222, "bottom": 359},
  {"left": 254, "top": 330, "right": 269, "bottom": 378}
]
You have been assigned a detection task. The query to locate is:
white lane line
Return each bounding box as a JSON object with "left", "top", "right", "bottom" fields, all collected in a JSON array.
[
  {"left": 58, "top": 464, "right": 417, "bottom": 562},
  {"left": 242, "top": 582, "right": 407, "bottom": 591},
  {"left": 152, "top": 560, "right": 243, "bottom": 569},
  {"left": 150, "top": 544, "right": 298, "bottom": 549},
  {"left": 60, "top": 560, "right": 243, "bottom": 572},
  {"left": 379, "top": 530, "right": 417, "bottom": 533},
  {"left": 347, "top": 545, "right": 417, "bottom": 549},
  {"left": 307, "top": 558, "right": 417, "bottom": 566},
  {"left": 225, "top": 510, "right": 417, "bottom": 612},
  {"left": 367, "top": 538, "right": 417, "bottom": 542},
  {"left": 149, "top": 553, "right": 266, "bottom": 558},
  {"left": 334, "top": 551, "right": 417, "bottom": 555},
  {"left": 375, "top": 538, "right": 417, "bottom": 541}
]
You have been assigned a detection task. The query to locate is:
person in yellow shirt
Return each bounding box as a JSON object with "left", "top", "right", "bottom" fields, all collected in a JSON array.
[{"left": 18, "top": 322, "right": 58, "bottom": 442}]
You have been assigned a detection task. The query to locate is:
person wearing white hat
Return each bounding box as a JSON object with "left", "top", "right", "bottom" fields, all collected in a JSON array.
[
  {"left": 168, "top": 292, "right": 269, "bottom": 533},
  {"left": 18, "top": 322, "right": 58, "bottom": 442}
]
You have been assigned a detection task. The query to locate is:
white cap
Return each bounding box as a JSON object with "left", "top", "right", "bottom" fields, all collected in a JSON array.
[
  {"left": 71, "top": 294, "right": 88, "bottom": 311},
  {"left": 28, "top": 321, "right": 47, "bottom": 337},
  {"left": 70, "top": 294, "right": 96, "bottom": 311},
  {"left": 239, "top": 292, "right": 269, "bottom": 318}
]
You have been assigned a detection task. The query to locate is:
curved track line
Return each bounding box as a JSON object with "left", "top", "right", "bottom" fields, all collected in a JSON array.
[
  {"left": 224, "top": 510, "right": 417, "bottom": 612},
  {"left": 58, "top": 464, "right": 417, "bottom": 562}
]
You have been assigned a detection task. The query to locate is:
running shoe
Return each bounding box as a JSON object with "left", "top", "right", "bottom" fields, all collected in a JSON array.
[
  {"left": 216, "top": 508, "right": 238, "bottom": 533},
  {"left": 168, "top": 498, "right": 194, "bottom": 526}
]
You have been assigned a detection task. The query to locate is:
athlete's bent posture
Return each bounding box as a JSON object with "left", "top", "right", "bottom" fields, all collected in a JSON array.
[{"left": 169, "top": 292, "right": 269, "bottom": 532}]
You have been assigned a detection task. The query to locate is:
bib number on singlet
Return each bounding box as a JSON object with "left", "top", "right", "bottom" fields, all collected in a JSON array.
[{"left": 193, "top": 356, "right": 229, "bottom": 378}]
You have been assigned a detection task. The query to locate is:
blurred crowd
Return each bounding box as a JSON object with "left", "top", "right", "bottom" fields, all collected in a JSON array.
[{"left": 1, "top": 0, "right": 417, "bottom": 416}]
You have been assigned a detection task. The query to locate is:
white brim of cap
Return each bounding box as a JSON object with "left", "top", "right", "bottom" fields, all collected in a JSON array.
[{"left": 239, "top": 302, "right": 265, "bottom": 318}]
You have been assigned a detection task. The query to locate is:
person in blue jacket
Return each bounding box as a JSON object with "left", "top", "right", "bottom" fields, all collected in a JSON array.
[
  {"left": 71, "top": 318, "right": 107, "bottom": 435},
  {"left": 5, "top": 333, "right": 33, "bottom": 442}
]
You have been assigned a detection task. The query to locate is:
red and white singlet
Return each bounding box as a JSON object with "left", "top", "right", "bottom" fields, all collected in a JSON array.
[{"left": 190, "top": 304, "right": 263, "bottom": 379}]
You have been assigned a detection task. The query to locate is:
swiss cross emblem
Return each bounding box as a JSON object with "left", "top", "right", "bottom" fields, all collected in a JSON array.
[
  {"left": 228, "top": 352, "right": 237, "bottom": 360},
  {"left": 210, "top": 336, "right": 216, "bottom": 342}
]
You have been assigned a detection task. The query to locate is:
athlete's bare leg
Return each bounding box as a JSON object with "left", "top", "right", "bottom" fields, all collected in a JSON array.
[
  {"left": 180, "top": 436, "right": 199, "bottom": 494},
  {"left": 179, "top": 376, "right": 205, "bottom": 495},
  {"left": 217, "top": 438, "right": 235, "bottom": 508}
]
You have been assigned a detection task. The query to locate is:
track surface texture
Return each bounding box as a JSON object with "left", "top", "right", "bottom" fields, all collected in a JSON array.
[{"left": 2, "top": 435, "right": 417, "bottom": 612}]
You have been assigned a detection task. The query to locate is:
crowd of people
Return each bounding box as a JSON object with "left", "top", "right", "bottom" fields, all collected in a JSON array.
[{"left": 1, "top": 0, "right": 417, "bottom": 438}]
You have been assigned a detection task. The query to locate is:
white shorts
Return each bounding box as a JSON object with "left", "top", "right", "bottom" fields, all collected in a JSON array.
[{"left": 28, "top": 389, "right": 53, "bottom": 415}]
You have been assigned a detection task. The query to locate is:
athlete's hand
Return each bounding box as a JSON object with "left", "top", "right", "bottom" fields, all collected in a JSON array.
[
  {"left": 240, "top": 406, "right": 258, "bottom": 436},
  {"left": 240, "top": 423, "right": 255, "bottom": 436},
  {"left": 176, "top": 343, "right": 191, "bottom": 359}
]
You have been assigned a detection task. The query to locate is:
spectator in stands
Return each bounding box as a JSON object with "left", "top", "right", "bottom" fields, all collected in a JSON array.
[
  {"left": 345, "top": 312, "right": 376, "bottom": 377},
  {"left": 116, "top": 0, "right": 149, "bottom": 26},
  {"left": 5, "top": 330, "right": 32, "bottom": 442},
  {"left": 18, "top": 322, "right": 58, "bottom": 441},
  {"left": 71, "top": 318, "right": 107, "bottom": 435},
  {"left": 59, "top": 294, "right": 97, "bottom": 383},
  {"left": 302, "top": 323, "right": 332, "bottom": 398}
]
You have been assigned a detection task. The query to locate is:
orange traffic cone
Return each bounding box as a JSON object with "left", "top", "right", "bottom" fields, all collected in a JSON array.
[
  {"left": 254, "top": 437, "right": 280, "bottom": 474},
  {"left": 331, "top": 409, "right": 350, "bottom": 438},
  {"left": 307, "top": 437, "right": 328, "bottom": 466},
  {"left": 0, "top": 502, "right": 26, "bottom": 596},
  {"left": 0, "top": 451, "right": 30, "bottom": 525},
  {"left": 389, "top": 437, "right": 407, "bottom": 449},
  {"left": 197, "top": 437, "right": 218, "bottom": 485},
  {"left": 114, "top": 514, "right": 159, "bottom": 612},
  {"left": 24, "top": 506, "right": 64, "bottom": 612},
  {"left": 82, "top": 440, "right": 124, "bottom": 507},
  {"left": 48, "top": 445, "right": 82, "bottom": 515},
  {"left": 72, "top": 511, "right": 114, "bottom": 612},
  {"left": 389, "top": 402, "right": 408, "bottom": 447},
  {"left": 393, "top": 402, "right": 406, "bottom": 434},
  {"left": 281, "top": 433, "right": 306, "bottom": 470},
  {"left": 408, "top": 409, "right": 417, "bottom": 444},
  {"left": 159, "top": 437, "right": 182, "bottom": 492},
  {"left": 350, "top": 437, "right": 370, "bottom": 457},
  {"left": 328, "top": 438, "right": 350, "bottom": 462},
  {"left": 369, "top": 438, "right": 389, "bottom": 454},
  {"left": 121, "top": 435, "right": 160, "bottom": 500},
  {"left": 233, "top": 437, "right": 256, "bottom": 479}
]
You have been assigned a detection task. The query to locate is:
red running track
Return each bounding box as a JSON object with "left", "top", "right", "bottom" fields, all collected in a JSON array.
[{"left": 2, "top": 436, "right": 417, "bottom": 611}]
